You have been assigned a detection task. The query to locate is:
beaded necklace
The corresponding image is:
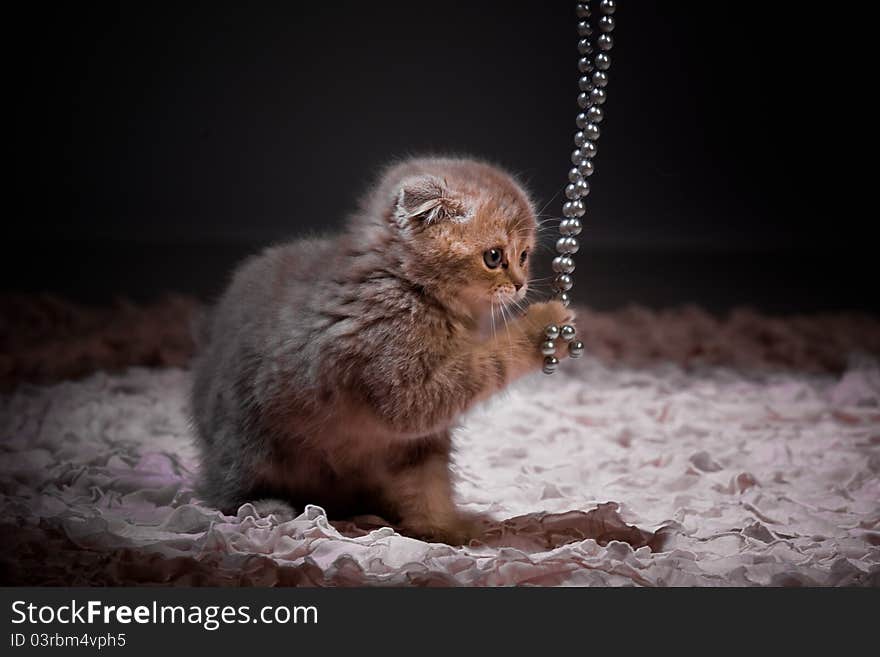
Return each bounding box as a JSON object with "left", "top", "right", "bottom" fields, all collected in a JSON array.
[{"left": 540, "top": 0, "right": 615, "bottom": 375}]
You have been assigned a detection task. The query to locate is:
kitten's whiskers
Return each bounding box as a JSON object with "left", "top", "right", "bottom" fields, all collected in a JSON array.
[
  {"left": 498, "top": 302, "right": 516, "bottom": 367},
  {"left": 490, "top": 300, "right": 497, "bottom": 341},
  {"left": 535, "top": 185, "right": 565, "bottom": 221}
]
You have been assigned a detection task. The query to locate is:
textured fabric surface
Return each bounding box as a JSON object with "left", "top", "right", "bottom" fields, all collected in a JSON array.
[
  {"left": 2, "top": 353, "right": 878, "bottom": 586},
  {"left": 0, "top": 294, "right": 198, "bottom": 392},
  {"left": 4, "top": 294, "right": 880, "bottom": 392}
]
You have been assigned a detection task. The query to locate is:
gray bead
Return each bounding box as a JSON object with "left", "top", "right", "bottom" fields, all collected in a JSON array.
[
  {"left": 599, "top": 15, "right": 616, "bottom": 32},
  {"left": 576, "top": 112, "right": 589, "bottom": 129},
  {"left": 565, "top": 183, "right": 580, "bottom": 200},
  {"left": 560, "top": 324, "right": 576, "bottom": 342},
  {"left": 584, "top": 122, "right": 601, "bottom": 140},
  {"left": 568, "top": 166, "right": 583, "bottom": 184},
  {"left": 595, "top": 53, "right": 611, "bottom": 70},
  {"left": 597, "top": 34, "right": 613, "bottom": 51},
  {"left": 552, "top": 255, "right": 576, "bottom": 274},
  {"left": 587, "top": 106, "right": 604, "bottom": 123},
  {"left": 600, "top": 0, "right": 616, "bottom": 15},
  {"left": 540, "top": 340, "right": 557, "bottom": 356},
  {"left": 562, "top": 199, "right": 585, "bottom": 218},
  {"left": 561, "top": 217, "right": 583, "bottom": 235},
  {"left": 577, "top": 92, "right": 591, "bottom": 109},
  {"left": 568, "top": 340, "right": 585, "bottom": 358},
  {"left": 556, "top": 236, "right": 580, "bottom": 254},
  {"left": 575, "top": 180, "right": 590, "bottom": 198},
  {"left": 571, "top": 146, "right": 594, "bottom": 164},
  {"left": 577, "top": 159, "right": 594, "bottom": 177},
  {"left": 578, "top": 57, "right": 594, "bottom": 73},
  {"left": 592, "top": 71, "right": 608, "bottom": 88},
  {"left": 590, "top": 87, "right": 607, "bottom": 105},
  {"left": 542, "top": 356, "right": 559, "bottom": 375},
  {"left": 579, "top": 75, "right": 592, "bottom": 92},
  {"left": 575, "top": 3, "right": 590, "bottom": 19},
  {"left": 574, "top": 130, "right": 587, "bottom": 147},
  {"left": 556, "top": 291, "right": 572, "bottom": 307},
  {"left": 554, "top": 274, "right": 573, "bottom": 291},
  {"left": 577, "top": 21, "right": 592, "bottom": 37},
  {"left": 578, "top": 39, "right": 593, "bottom": 55},
  {"left": 544, "top": 324, "right": 560, "bottom": 340}
]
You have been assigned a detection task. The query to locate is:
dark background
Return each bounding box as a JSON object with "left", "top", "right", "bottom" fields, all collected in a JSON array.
[{"left": 5, "top": 1, "right": 874, "bottom": 313}]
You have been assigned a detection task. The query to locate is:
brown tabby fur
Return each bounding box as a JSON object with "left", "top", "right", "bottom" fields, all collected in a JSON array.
[{"left": 190, "top": 156, "right": 574, "bottom": 544}]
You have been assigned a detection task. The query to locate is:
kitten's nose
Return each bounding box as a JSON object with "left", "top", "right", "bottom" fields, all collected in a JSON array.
[{"left": 514, "top": 283, "right": 523, "bottom": 291}]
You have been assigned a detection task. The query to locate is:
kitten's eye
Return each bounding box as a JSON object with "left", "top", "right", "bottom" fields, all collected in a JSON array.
[
  {"left": 519, "top": 250, "right": 529, "bottom": 266},
  {"left": 483, "top": 248, "right": 503, "bottom": 269}
]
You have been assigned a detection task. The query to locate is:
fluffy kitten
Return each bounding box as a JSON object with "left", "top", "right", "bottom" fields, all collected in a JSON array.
[{"left": 190, "top": 156, "right": 575, "bottom": 544}]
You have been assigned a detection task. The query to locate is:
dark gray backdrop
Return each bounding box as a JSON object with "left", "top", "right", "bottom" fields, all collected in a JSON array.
[{"left": 5, "top": 2, "right": 872, "bottom": 312}]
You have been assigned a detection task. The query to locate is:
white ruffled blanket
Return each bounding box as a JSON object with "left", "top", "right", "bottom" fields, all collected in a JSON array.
[{"left": 1, "top": 356, "right": 878, "bottom": 586}]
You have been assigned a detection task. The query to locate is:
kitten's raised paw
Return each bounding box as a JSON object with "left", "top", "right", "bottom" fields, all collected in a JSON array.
[{"left": 522, "top": 301, "right": 576, "bottom": 354}]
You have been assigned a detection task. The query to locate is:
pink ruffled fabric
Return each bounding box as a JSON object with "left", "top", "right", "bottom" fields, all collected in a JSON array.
[{"left": 2, "top": 354, "right": 878, "bottom": 586}]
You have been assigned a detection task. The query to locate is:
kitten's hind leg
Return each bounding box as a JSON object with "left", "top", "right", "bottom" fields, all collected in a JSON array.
[{"left": 251, "top": 498, "right": 298, "bottom": 523}]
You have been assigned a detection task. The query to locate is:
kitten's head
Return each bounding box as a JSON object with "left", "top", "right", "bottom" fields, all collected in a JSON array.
[{"left": 383, "top": 158, "right": 537, "bottom": 318}]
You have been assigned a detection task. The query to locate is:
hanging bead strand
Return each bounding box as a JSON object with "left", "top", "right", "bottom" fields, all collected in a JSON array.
[{"left": 542, "top": 0, "right": 615, "bottom": 375}]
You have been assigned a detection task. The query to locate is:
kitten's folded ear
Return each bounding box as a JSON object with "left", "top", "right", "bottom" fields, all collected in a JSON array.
[{"left": 393, "top": 175, "right": 465, "bottom": 227}]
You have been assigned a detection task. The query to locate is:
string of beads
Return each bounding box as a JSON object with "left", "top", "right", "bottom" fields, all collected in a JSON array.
[{"left": 541, "top": 0, "right": 615, "bottom": 375}]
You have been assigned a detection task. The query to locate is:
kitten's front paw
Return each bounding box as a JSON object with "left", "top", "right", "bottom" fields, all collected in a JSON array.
[
  {"left": 401, "top": 514, "right": 488, "bottom": 546},
  {"left": 522, "top": 301, "right": 577, "bottom": 358}
]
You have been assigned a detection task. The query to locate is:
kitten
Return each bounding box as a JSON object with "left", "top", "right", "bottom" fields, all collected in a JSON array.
[{"left": 190, "top": 156, "right": 575, "bottom": 544}]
